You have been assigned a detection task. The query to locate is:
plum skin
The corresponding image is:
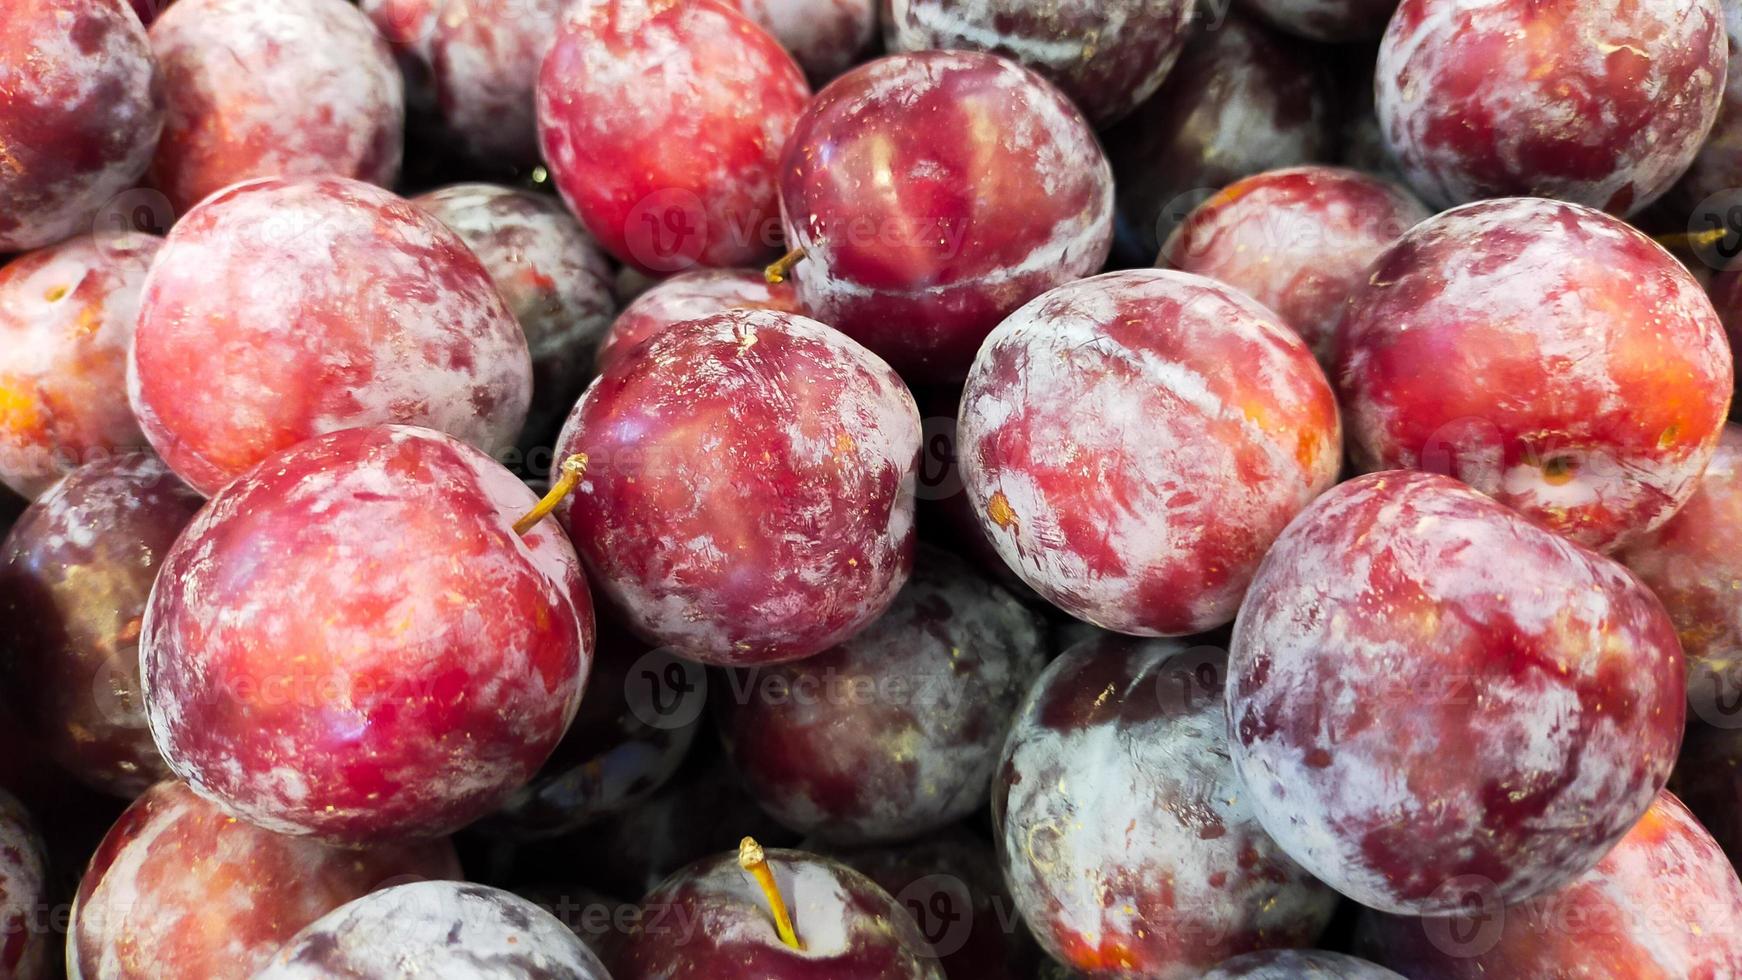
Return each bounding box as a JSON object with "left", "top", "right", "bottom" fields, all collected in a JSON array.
[
  {"left": 596, "top": 267, "right": 802, "bottom": 374},
  {"left": 554, "top": 308, "right": 921, "bottom": 666},
  {"left": 1228, "top": 471, "right": 1686, "bottom": 916},
  {"left": 141, "top": 425, "right": 593, "bottom": 845}
]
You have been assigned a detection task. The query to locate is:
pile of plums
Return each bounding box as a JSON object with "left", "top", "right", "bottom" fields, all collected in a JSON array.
[{"left": 4, "top": 0, "right": 1742, "bottom": 976}]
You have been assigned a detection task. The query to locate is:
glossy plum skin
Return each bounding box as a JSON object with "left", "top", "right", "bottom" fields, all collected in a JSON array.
[
  {"left": 477, "top": 615, "right": 701, "bottom": 840},
  {"left": 882, "top": 0, "right": 1195, "bottom": 128},
  {"left": 612, "top": 848, "right": 945, "bottom": 980},
  {"left": 0, "top": 453, "right": 197, "bottom": 798},
  {"left": 996, "top": 637, "right": 1338, "bottom": 978},
  {"left": 0, "top": 0, "right": 162, "bottom": 253},
  {"left": 1376, "top": 0, "right": 1726, "bottom": 215},
  {"left": 0, "top": 233, "right": 158, "bottom": 500},
  {"left": 596, "top": 267, "right": 803, "bottom": 373},
  {"left": 1202, "top": 950, "right": 1404, "bottom": 979},
  {"left": 779, "top": 51, "right": 1114, "bottom": 382},
  {"left": 1159, "top": 166, "right": 1430, "bottom": 363},
  {"left": 0, "top": 792, "right": 48, "bottom": 980},
  {"left": 1669, "top": 1, "right": 1742, "bottom": 216},
  {"left": 555, "top": 309, "right": 921, "bottom": 666},
  {"left": 141, "top": 426, "right": 594, "bottom": 845},
  {"left": 1616, "top": 426, "right": 1742, "bottom": 726},
  {"left": 1336, "top": 198, "right": 1733, "bottom": 554},
  {"left": 1354, "top": 792, "right": 1742, "bottom": 978},
  {"left": 536, "top": 0, "right": 810, "bottom": 274},
  {"left": 69, "top": 780, "right": 463, "bottom": 980},
  {"left": 1104, "top": 13, "right": 1332, "bottom": 264},
  {"left": 412, "top": 184, "right": 617, "bottom": 444},
  {"left": 960, "top": 270, "right": 1341, "bottom": 636},
  {"left": 147, "top": 0, "right": 402, "bottom": 214},
  {"left": 1229, "top": 472, "right": 1687, "bottom": 915},
  {"left": 129, "top": 176, "right": 531, "bottom": 497},
  {"left": 732, "top": 0, "right": 876, "bottom": 82},
  {"left": 254, "top": 881, "right": 609, "bottom": 979},
  {"left": 1673, "top": 724, "right": 1742, "bottom": 867},
  {"left": 716, "top": 547, "right": 1048, "bottom": 845},
  {"left": 828, "top": 829, "right": 1037, "bottom": 980}
]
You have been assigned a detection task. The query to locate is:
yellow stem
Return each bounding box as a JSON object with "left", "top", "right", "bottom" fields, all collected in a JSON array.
[
  {"left": 739, "top": 837, "right": 802, "bottom": 950},
  {"left": 1655, "top": 227, "right": 1731, "bottom": 251},
  {"left": 513, "top": 454, "right": 587, "bottom": 536},
  {"left": 765, "top": 247, "right": 807, "bottom": 285}
]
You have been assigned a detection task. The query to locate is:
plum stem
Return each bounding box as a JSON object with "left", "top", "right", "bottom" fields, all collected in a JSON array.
[
  {"left": 1655, "top": 227, "right": 1730, "bottom": 251},
  {"left": 513, "top": 454, "right": 588, "bottom": 536},
  {"left": 765, "top": 247, "right": 807, "bottom": 285},
  {"left": 739, "top": 836, "right": 803, "bottom": 950}
]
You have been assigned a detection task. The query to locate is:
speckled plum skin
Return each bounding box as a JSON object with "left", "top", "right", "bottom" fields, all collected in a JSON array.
[
  {"left": 1354, "top": 792, "right": 1742, "bottom": 978},
  {"left": 478, "top": 615, "right": 701, "bottom": 840},
  {"left": 1336, "top": 198, "right": 1733, "bottom": 553},
  {"left": 0, "top": 0, "right": 162, "bottom": 253},
  {"left": 147, "top": 0, "right": 401, "bottom": 214},
  {"left": 995, "top": 637, "right": 1338, "bottom": 978},
  {"left": 959, "top": 269, "right": 1341, "bottom": 636},
  {"left": 0, "top": 233, "right": 158, "bottom": 501},
  {"left": 0, "top": 454, "right": 196, "bottom": 798},
  {"left": 779, "top": 51, "right": 1113, "bottom": 382},
  {"left": 1616, "top": 426, "right": 1742, "bottom": 725},
  {"left": 732, "top": 0, "right": 876, "bottom": 81},
  {"left": 0, "top": 792, "right": 48, "bottom": 980},
  {"left": 882, "top": 0, "right": 1194, "bottom": 128},
  {"left": 1669, "top": 1, "right": 1742, "bottom": 216},
  {"left": 1105, "top": 13, "right": 1332, "bottom": 264},
  {"left": 68, "top": 780, "right": 462, "bottom": 980},
  {"left": 716, "top": 547, "right": 1047, "bottom": 845},
  {"left": 1201, "top": 950, "right": 1404, "bottom": 979},
  {"left": 412, "top": 184, "right": 617, "bottom": 444},
  {"left": 1376, "top": 0, "right": 1726, "bottom": 215},
  {"left": 1228, "top": 472, "right": 1686, "bottom": 916},
  {"left": 1674, "top": 724, "right": 1742, "bottom": 867},
  {"left": 1237, "top": 0, "right": 1397, "bottom": 42},
  {"left": 612, "top": 848, "right": 945, "bottom": 980},
  {"left": 596, "top": 267, "right": 803, "bottom": 373},
  {"left": 827, "top": 830, "right": 1035, "bottom": 980},
  {"left": 554, "top": 308, "right": 921, "bottom": 666},
  {"left": 536, "top": 0, "right": 810, "bottom": 274},
  {"left": 129, "top": 176, "right": 532, "bottom": 497},
  {"left": 141, "top": 426, "right": 593, "bottom": 845},
  {"left": 254, "top": 881, "right": 609, "bottom": 979},
  {"left": 1159, "top": 166, "right": 1429, "bottom": 363}
]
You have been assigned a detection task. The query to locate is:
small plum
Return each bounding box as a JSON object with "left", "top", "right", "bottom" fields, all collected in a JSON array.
[
  {"left": 554, "top": 308, "right": 920, "bottom": 666},
  {"left": 69, "top": 780, "right": 462, "bottom": 980},
  {"left": 1228, "top": 472, "right": 1686, "bottom": 915},
  {"left": 141, "top": 425, "right": 594, "bottom": 844},
  {"left": 0, "top": 791, "right": 47, "bottom": 980},
  {"left": 732, "top": 0, "right": 877, "bottom": 82},
  {"left": 959, "top": 269, "right": 1341, "bottom": 636},
  {"left": 1202, "top": 950, "right": 1404, "bottom": 979},
  {"left": 595, "top": 267, "right": 802, "bottom": 373},
  {"left": 0, "top": 232, "right": 158, "bottom": 500}
]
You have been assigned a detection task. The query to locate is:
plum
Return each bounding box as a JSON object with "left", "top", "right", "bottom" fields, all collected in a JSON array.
[
  {"left": 536, "top": 0, "right": 810, "bottom": 274},
  {"left": 0, "top": 453, "right": 197, "bottom": 797},
  {"left": 611, "top": 842, "right": 945, "bottom": 979},
  {"left": 1673, "top": 723, "right": 1742, "bottom": 867},
  {"left": 881, "top": 0, "right": 1195, "bottom": 127},
  {"left": 0, "top": 0, "right": 162, "bottom": 253},
  {"left": 595, "top": 267, "right": 802, "bottom": 373},
  {"left": 959, "top": 269, "right": 1341, "bottom": 636},
  {"left": 412, "top": 183, "right": 617, "bottom": 446},
  {"left": 0, "top": 232, "right": 158, "bottom": 500},
  {"left": 141, "top": 425, "right": 593, "bottom": 844},
  {"left": 1616, "top": 425, "right": 1742, "bottom": 727},
  {"left": 732, "top": 0, "right": 876, "bottom": 82},
  {"left": 0, "top": 791, "right": 48, "bottom": 980},
  {"left": 1104, "top": 12, "right": 1332, "bottom": 264},
  {"left": 776, "top": 51, "right": 1114, "bottom": 382},
  {"left": 1202, "top": 951, "right": 1404, "bottom": 979},
  {"left": 1335, "top": 198, "right": 1732, "bottom": 553},
  {"left": 996, "top": 637, "right": 1338, "bottom": 978},
  {"left": 1159, "top": 166, "right": 1429, "bottom": 363},
  {"left": 1668, "top": 0, "right": 1742, "bottom": 219},
  {"left": 147, "top": 0, "right": 402, "bottom": 214},
  {"left": 129, "top": 175, "right": 531, "bottom": 496},
  {"left": 715, "top": 547, "right": 1048, "bottom": 845},
  {"left": 69, "top": 780, "right": 462, "bottom": 980},
  {"left": 253, "top": 881, "right": 609, "bottom": 979},
  {"left": 554, "top": 308, "right": 920, "bottom": 666},
  {"left": 1353, "top": 792, "right": 1742, "bottom": 977},
  {"left": 1376, "top": 0, "right": 1726, "bottom": 215},
  {"left": 1229, "top": 472, "right": 1686, "bottom": 915}
]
